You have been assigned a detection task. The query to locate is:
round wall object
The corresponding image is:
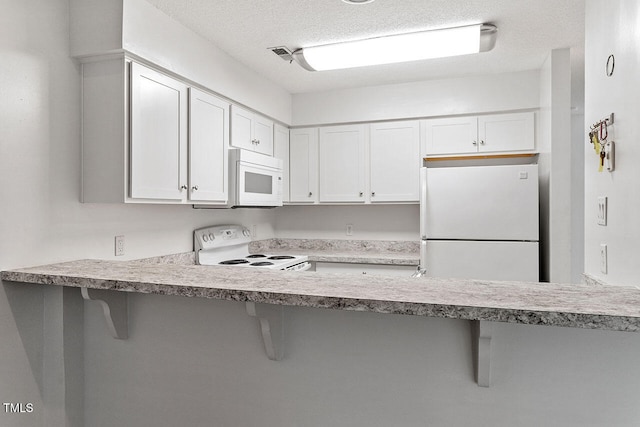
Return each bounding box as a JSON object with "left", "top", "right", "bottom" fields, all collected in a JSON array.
[{"left": 606, "top": 54, "right": 615, "bottom": 77}]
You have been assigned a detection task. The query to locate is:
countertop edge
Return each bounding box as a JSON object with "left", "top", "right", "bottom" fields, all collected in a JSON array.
[{"left": 2, "top": 263, "right": 640, "bottom": 333}]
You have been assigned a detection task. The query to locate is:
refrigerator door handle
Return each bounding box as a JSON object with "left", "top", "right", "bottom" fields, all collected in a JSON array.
[
  {"left": 412, "top": 166, "right": 429, "bottom": 277},
  {"left": 419, "top": 167, "right": 427, "bottom": 240}
]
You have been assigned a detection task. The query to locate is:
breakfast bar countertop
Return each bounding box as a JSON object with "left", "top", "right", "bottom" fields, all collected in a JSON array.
[{"left": 2, "top": 253, "right": 640, "bottom": 333}]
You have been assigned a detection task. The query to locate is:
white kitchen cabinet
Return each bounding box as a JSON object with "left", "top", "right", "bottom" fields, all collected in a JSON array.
[
  {"left": 369, "top": 121, "right": 420, "bottom": 202},
  {"left": 289, "top": 122, "right": 419, "bottom": 205},
  {"left": 231, "top": 105, "right": 273, "bottom": 156},
  {"left": 477, "top": 113, "right": 535, "bottom": 153},
  {"left": 129, "top": 62, "right": 188, "bottom": 201},
  {"left": 319, "top": 124, "right": 367, "bottom": 203},
  {"left": 273, "top": 123, "right": 290, "bottom": 203},
  {"left": 421, "top": 116, "right": 478, "bottom": 156},
  {"left": 188, "top": 88, "right": 229, "bottom": 204},
  {"left": 289, "top": 127, "right": 318, "bottom": 203},
  {"left": 81, "top": 56, "right": 229, "bottom": 204},
  {"left": 422, "top": 112, "right": 535, "bottom": 156},
  {"left": 254, "top": 115, "right": 274, "bottom": 155}
]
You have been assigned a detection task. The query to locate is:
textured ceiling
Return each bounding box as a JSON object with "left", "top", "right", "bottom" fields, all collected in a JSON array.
[{"left": 144, "top": 0, "right": 585, "bottom": 95}]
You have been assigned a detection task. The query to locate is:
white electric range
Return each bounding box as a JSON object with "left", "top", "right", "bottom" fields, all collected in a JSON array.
[{"left": 194, "top": 225, "right": 311, "bottom": 271}]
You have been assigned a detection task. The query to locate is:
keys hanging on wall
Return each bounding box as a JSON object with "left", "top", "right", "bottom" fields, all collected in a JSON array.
[
  {"left": 589, "top": 130, "right": 601, "bottom": 154},
  {"left": 599, "top": 121, "right": 607, "bottom": 173},
  {"left": 589, "top": 129, "right": 604, "bottom": 172},
  {"left": 588, "top": 113, "right": 615, "bottom": 173}
]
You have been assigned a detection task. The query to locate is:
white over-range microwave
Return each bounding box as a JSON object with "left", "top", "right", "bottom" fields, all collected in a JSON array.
[
  {"left": 231, "top": 149, "right": 283, "bottom": 207},
  {"left": 194, "top": 149, "right": 283, "bottom": 209}
]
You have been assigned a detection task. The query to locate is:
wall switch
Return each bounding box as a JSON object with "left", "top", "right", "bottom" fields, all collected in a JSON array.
[
  {"left": 115, "top": 235, "right": 125, "bottom": 256},
  {"left": 600, "top": 244, "right": 608, "bottom": 274},
  {"left": 597, "top": 196, "right": 607, "bottom": 226},
  {"left": 346, "top": 224, "right": 353, "bottom": 236}
]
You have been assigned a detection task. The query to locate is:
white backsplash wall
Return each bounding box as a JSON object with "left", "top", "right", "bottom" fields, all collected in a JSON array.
[{"left": 273, "top": 205, "right": 420, "bottom": 241}]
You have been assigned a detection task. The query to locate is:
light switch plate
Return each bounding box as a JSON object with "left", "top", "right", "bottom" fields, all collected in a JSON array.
[{"left": 597, "top": 196, "right": 607, "bottom": 226}]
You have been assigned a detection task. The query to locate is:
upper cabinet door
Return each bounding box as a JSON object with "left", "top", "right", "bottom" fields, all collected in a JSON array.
[
  {"left": 422, "top": 116, "right": 478, "bottom": 156},
  {"left": 188, "top": 88, "right": 229, "bottom": 204},
  {"left": 369, "top": 121, "right": 420, "bottom": 202},
  {"left": 289, "top": 128, "right": 318, "bottom": 203},
  {"left": 477, "top": 112, "right": 535, "bottom": 153},
  {"left": 319, "top": 124, "right": 366, "bottom": 203},
  {"left": 230, "top": 105, "right": 274, "bottom": 156},
  {"left": 253, "top": 115, "right": 274, "bottom": 156},
  {"left": 130, "top": 62, "right": 188, "bottom": 201},
  {"left": 230, "top": 105, "right": 254, "bottom": 151}
]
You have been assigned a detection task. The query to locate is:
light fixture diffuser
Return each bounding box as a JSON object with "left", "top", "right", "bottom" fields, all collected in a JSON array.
[{"left": 293, "top": 24, "right": 497, "bottom": 71}]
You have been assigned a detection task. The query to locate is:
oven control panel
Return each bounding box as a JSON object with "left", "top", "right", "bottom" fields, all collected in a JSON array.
[{"left": 194, "top": 225, "right": 251, "bottom": 251}]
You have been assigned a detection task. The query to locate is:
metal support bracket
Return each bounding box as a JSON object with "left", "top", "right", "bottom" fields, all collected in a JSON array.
[
  {"left": 81, "top": 288, "right": 128, "bottom": 339},
  {"left": 246, "top": 302, "right": 284, "bottom": 361},
  {"left": 471, "top": 320, "right": 493, "bottom": 387}
]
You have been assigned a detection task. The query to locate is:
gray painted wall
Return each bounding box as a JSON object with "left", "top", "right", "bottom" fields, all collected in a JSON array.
[{"left": 84, "top": 293, "right": 640, "bottom": 426}]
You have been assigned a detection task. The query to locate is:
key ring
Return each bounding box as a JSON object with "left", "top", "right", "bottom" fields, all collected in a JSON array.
[{"left": 600, "top": 121, "right": 608, "bottom": 141}]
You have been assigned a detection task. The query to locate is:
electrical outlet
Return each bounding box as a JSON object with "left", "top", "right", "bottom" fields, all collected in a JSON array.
[
  {"left": 115, "top": 235, "right": 125, "bottom": 256},
  {"left": 346, "top": 224, "right": 353, "bottom": 236},
  {"left": 600, "top": 243, "right": 608, "bottom": 274},
  {"left": 597, "top": 196, "right": 607, "bottom": 226}
]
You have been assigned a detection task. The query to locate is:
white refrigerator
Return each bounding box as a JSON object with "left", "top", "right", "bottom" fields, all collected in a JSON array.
[{"left": 417, "top": 164, "right": 539, "bottom": 282}]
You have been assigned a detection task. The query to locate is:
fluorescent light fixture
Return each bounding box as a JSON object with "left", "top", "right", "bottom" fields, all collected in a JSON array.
[{"left": 293, "top": 24, "right": 497, "bottom": 71}]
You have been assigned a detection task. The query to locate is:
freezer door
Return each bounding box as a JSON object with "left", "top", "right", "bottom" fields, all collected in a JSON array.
[
  {"left": 426, "top": 240, "right": 539, "bottom": 282},
  {"left": 426, "top": 164, "right": 539, "bottom": 241}
]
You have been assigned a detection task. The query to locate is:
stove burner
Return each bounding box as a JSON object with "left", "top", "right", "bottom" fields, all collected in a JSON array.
[
  {"left": 250, "top": 261, "right": 274, "bottom": 266},
  {"left": 268, "top": 255, "right": 295, "bottom": 260},
  {"left": 219, "top": 259, "right": 250, "bottom": 265},
  {"left": 247, "top": 254, "right": 267, "bottom": 258}
]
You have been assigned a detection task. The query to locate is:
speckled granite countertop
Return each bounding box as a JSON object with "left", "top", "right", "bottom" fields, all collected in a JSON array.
[
  {"left": 249, "top": 238, "right": 419, "bottom": 265},
  {"left": 2, "top": 254, "right": 640, "bottom": 332}
]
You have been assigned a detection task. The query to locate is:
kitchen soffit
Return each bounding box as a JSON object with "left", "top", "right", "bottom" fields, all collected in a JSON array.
[{"left": 144, "top": 0, "right": 585, "bottom": 95}]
